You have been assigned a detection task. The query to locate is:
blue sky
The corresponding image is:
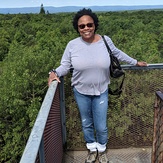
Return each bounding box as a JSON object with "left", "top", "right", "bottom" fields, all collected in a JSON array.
[{"left": 1, "top": 0, "right": 163, "bottom": 8}]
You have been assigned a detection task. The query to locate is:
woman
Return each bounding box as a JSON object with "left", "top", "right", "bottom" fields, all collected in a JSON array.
[{"left": 48, "top": 8, "right": 147, "bottom": 163}]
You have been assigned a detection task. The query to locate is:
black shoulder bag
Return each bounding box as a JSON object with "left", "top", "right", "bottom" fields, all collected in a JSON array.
[{"left": 102, "top": 35, "right": 125, "bottom": 96}]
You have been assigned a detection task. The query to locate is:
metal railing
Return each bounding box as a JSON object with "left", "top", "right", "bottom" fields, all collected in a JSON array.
[
  {"left": 152, "top": 90, "right": 163, "bottom": 163},
  {"left": 20, "top": 78, "right": 66, "bottom": 163},
  {"left": 20, "top": 63, "right": 163, "bottom": 163},
  {"left": 121, "top": 63, "right": 163, "bottom": 70}
]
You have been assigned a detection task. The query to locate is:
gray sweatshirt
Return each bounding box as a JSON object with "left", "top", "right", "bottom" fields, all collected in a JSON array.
[{"left": 56, "top": 35, "right": 137, "bottom": 95}]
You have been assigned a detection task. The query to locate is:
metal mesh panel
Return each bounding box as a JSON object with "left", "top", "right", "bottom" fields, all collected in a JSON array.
[
  {"left": 152, "top": 91, "right": 163, "bottom": 163},
  {"left": 43, "top": 86, "right": 63, "bottom": 163},
  {"left": 64, "top": 68, "right": 163, "bottom": 162}
]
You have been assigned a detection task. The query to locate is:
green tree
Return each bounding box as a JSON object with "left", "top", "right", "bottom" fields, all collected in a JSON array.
[
  {"left": 0, "top": 29, "right": 10, "bottom": 61},
  {"left": 39, "top": 4, "right": 45, "bottom": 14}
]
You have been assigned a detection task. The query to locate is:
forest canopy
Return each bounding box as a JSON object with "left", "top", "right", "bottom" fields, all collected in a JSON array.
[{"left": 0, "top": 10, "right": 163, "bottom": 162}]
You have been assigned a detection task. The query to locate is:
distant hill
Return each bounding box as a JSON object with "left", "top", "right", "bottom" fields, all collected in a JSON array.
[{"left": 0, "top": 5, "right": 163, "bottom": 14}]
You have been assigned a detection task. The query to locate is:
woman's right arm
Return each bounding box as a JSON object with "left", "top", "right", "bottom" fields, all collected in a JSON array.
[{"left": 48, "top": 42, "right": 72, "bottom": 86}]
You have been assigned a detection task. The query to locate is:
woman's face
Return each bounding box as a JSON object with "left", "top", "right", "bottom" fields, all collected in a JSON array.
[{"left": 78, "top": 15, "right": 95, "bottom": 42}]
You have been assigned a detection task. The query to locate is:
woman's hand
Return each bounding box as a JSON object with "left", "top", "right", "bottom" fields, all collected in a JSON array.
[
  {"left": 48, "top": 72, "right": 60, "bottom": 86},
  {"left": 136, "top": 61, "right": 148, "bottom": 67}
]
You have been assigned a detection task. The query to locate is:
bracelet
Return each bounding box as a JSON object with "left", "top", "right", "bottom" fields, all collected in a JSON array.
[{"left": 48, "top": 69, "right": 58, "bottom": 76}]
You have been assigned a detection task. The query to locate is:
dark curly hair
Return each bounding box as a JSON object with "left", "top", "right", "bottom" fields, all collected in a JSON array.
[{"left": 72, "top": 8, "right": 99, "bottom": 33}]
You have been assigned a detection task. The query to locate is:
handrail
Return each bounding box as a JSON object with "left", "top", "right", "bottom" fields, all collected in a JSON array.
[
  {"left": 122, "top": 63, "right": 163, "bottom": 70},
  {"left": 20, "top": 81, "right": 58, "bottom": 163},
  {"left": 155, "top": 90, "right": 163, "bottom": 101}
]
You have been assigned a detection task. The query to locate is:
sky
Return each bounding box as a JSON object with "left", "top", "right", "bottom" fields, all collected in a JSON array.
[{"left": 1, "top": 0, "right": 163, "bottom": 8}]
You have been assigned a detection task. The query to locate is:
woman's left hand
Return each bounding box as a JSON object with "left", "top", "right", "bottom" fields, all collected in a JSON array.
[{"left": 136, "top": 61, "right": 148, "bottom": 67}]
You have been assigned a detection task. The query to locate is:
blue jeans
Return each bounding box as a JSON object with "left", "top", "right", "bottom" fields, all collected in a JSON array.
[{"left": 73, "top": 87, "right": 108, "bottom": 145}]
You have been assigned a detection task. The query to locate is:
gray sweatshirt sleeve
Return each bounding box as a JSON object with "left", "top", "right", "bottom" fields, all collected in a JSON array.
[
  {"left": 55, "top": 42, "right": 72, "bottom": 77},
  {"left": 105, "top": 35, "right": 137, "bottom": 65}
]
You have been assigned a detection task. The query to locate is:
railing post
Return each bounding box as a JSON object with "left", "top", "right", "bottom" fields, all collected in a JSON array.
[
  {"left": 59, "top": 77, "right": 67, "bottom": 148},
  {"left": 39, "top": 137, "right": 45, "bottom": 163},
  {"left": 152, "top": 90, "right": 163, "bottom": 163},
  {"left": 152, "top": 94, "right": 159, "bottom": 163}
]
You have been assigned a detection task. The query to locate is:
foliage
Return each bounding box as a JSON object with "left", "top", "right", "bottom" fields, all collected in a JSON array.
[
  {"left": 39, "top": 4, "right": 45, "bottom": 14},
  {"left": 0, "top": 10, "right": 163, "bottom": 162}
]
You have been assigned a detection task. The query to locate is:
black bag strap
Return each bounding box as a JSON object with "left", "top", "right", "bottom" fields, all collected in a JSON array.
[
  {"left": 102, "top": 35, "right": 125, "bottom": 96},
  {"left": 102, "top": 35, "right": 112, "bottom": 57}
]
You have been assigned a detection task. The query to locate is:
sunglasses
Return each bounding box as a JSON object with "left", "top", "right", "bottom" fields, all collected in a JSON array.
[{"left": 78, "top": 23, "right": 94, "bottom": 29}]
